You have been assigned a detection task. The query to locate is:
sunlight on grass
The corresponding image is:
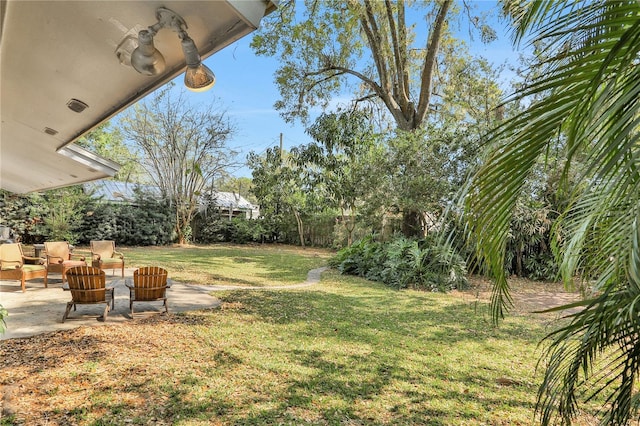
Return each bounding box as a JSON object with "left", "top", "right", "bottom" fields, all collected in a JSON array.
[
  {"left": 1, "top": 247, "right": 602, "bottom": 425},
  {"left": 121, "top": 244, "right": 331, "bottom": 287}
]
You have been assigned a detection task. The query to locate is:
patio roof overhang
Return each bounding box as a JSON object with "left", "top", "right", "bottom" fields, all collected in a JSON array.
[{"left": 0, "top": 0, "right": 276, "bottom": 194}]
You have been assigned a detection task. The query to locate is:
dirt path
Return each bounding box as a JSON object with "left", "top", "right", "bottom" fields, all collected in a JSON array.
[{"left": 454, "top": 275, "right": 583, "bottom": 317}]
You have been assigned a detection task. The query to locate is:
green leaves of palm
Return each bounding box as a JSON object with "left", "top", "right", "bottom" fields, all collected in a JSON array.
[{"left": 463, "top": 0, "right": 640, "bottom": 424}]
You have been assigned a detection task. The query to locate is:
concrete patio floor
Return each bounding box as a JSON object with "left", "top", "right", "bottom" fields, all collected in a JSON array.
[
  {"left": 0, "top": 267, "right": 328, "bottom": 340},
  {"left": 0, "top": 268, "right": 221, "bottom": 340}
]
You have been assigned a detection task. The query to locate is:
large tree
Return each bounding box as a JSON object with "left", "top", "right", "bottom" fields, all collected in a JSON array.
[
  {"left": 298, "top": 110, "right": 380, "bottom": 246},
  {"left": 464, "top": 1, "right": 640, "bottom": 424},
  {"left": 252, "top": 0, "right": 498, "bottom": 236},
  {"left": 119, "top": 86, "right": 237, "bottom": 244},
  {"left": 248, "top": 147, "right": 316, "bottom": 246}
]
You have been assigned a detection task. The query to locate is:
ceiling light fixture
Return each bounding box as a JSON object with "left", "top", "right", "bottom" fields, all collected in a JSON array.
[{"left": 129, "top": 7, "right": 215, "bottom": 92}]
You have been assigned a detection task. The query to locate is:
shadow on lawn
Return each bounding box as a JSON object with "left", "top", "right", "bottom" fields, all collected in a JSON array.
[
  {"left": 218, "top": 287, "right": 542, "bottom": 346},
  {"left": 1, "top": 278, "right": 544, "bottom": 425}
]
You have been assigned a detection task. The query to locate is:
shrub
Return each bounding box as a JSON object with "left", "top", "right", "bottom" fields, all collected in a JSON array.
[
  {"left": 76, "top": 190, "right": 174, "bottom": 246},
  {"left": 194, "top": 216, "right": 268, "bottom": 244},
  {"left": 0, "top": 304, "right": 7, "bottom": 335},
  {"left": 331, "top": 234, "right": 468, "bottom": 291}
]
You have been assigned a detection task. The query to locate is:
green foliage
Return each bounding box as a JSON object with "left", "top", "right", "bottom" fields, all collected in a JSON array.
[
  {"left": 117, "top": 191, "right": 175, "bottom": 246},
  {"left": 1, "top": 186, "right": 92, "bottom": 244},
  {"left": 463, "top": 0, "right": 640, "bottom": 423},
  {"left": 79, "top": 201, "right": 120, "bottom": 242},
  {"left": 505, "top": 200, "right": 557, "bottom": 280},
  {"left": 330, "top": 234, "right": 468, "bottom": 291},
  {"left": 0, "top": 190, "right": 48, "bottom": 243},
  {"left": 42, "top": 187, "right": 93, "bottom": 244},
  {"left": 298, "top": 110, "right": 381, "bottom": 246},
  {"left": 75, "top": 122, "right": 141, "bottom": 182},
  {"left": 0, "top": 304, "right": 7, "bottom": 335},
  {"left": 195, "top": 216, "right": 267, "bottom": 244},
  {"left": 250, "top": 0, "right": 493, "bottom": 133},
  {"left": 378, "top": 126, "right": 480, "bottom": 237},
  {"left": 248, "top": 146, "right": 317, "bottom": 246},
  {"left": 76, "top": 188, "right": 174, "bottom": 246}
]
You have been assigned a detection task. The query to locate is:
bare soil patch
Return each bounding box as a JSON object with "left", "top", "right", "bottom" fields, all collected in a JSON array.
[{"left": 454, "top": 275, "right": 582, "bottom": 317}]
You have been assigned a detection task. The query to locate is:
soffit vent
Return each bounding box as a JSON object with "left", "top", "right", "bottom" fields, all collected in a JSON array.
[{"left": 66, "top": 99, "right": 89, "bottom": 113}]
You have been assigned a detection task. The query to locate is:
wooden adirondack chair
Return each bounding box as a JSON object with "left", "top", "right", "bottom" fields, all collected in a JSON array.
[
  {"left": 62, "top": 266, "right": 114, "bottom": 322},
  {"left": 126, "top": 266, "right": 171, "bottom": 317},
  {"left": 90, "top": 240, "right": 125, "bottom": 277},
  {"left": 44, "top": 241, "right": 86, "bottom": 283},
  {"left": 0, "top": 243, "right": 48, "bottom": 292}
]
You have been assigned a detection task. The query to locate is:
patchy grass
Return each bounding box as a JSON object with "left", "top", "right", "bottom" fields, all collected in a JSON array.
[
  {"left": 1, "top": 246, "right": 600, "bottom": 425},
  {"left": 121, "top": 244, "right": 332, "bottom": 287}
]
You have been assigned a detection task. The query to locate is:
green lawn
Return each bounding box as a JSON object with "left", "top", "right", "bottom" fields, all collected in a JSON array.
[
  {"left": 1, "top": 244, "right": 600, "bottom": 425},
  {"left": 121, "top": 244, "right": 331, "bottom": 287}
]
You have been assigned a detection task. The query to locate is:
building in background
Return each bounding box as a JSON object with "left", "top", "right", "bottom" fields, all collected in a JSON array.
[{"left": 85, "top": 180, "right": 259, "bottom": 219}]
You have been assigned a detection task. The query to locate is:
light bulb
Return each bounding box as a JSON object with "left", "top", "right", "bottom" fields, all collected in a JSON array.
[
  {"left": 184, "top": 64, "right": 216, "bottom": 92},
  {"left": 181, "top": 36, "right": 215, "bottom": 92},
  {"left": 131, "top": 30, "right": 165, "bottom": 76}
]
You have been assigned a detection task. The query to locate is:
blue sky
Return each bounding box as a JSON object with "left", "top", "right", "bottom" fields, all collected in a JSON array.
[{"left": 164, "top": 1, "right": 523, "bottom": 178}]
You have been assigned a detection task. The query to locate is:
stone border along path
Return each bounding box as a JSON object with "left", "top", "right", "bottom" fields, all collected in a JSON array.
[{"left": 0, "top": 267, "right": 329, "bottom": 340}]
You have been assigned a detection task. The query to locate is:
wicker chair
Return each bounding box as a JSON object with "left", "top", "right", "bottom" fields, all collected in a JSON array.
[
  {"left": 126, "top": 266, "right": 171, "bottom": 317},
  {"left": 44, "top": 241, "right": 86, "bottom": 283},
  {"left": 0, "top": 243, "right": 48, "bottom": 292},
  {"left": 62, "top": 266, "right": 114, "bottom": 322},
  {"left": 90, "top": 240, "right": 125, "bottom": 277}
]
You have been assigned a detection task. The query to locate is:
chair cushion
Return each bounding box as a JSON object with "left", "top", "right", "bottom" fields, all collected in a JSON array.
[
  {"left": 100, "top": 257, "right": 123, "bottom": 266},
  {"left": 22, "top": 264, "right": 46, "bottom": 272},
  {"left": 1, "top": 266, "right": 19, "bottom": 271}
]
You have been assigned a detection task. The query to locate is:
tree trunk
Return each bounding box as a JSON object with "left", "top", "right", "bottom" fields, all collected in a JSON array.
[
  {"left": 401, "top": 209, "right": 423, "bottom": 238},
  {"left": 293, "top": 210, "right": 305, "bottom": 248}
]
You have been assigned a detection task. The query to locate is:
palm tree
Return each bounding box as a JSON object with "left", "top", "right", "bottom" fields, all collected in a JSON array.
[{"left": 463, "top": 1, "right": 640, "bottom": 424}]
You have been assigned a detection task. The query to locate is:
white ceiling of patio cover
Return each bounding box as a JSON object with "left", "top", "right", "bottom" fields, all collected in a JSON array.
[{"left": 0, "top": 0, "right": 275, "bottom": 194}]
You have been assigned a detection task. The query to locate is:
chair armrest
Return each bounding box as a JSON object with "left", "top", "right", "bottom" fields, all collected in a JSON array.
[
  {"left": 92, "top": 253, "right": 101, "bottom": 261},
  {"left": 23, "top": 255, "right": 44, "bottom": 265},
  {"left": 69, "top": 253, "right": 86, "bottom": 262},
  {"left": 113, "top": 251, "right": 124, "bottom": 259},
  {"left": 0, "top": 260, "right": 21, "bottom": 269},
  {"left": 46, "top": 255, "right": 64, "bottom": 264}
]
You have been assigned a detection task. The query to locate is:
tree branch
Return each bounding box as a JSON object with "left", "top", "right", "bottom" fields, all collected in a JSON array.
[
  {"left": 360, "top": 0, "right": 391, "bottom": 93},
  {"left": 385, "top": 0, "right": 410, "bottom": 110},
  {"left": 416, "top": 0, "right": 452, "bottom": 127}
]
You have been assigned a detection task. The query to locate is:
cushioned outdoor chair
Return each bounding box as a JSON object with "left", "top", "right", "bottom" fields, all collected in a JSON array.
[
  {"left": 44, "top": 241, "right": 86, "bottom": 283},
  {"left": 90, "top": 240, "right": 125, "bottom": 277},
  {"left": 62, "top": 266, "right": 114, "bottom": 322},
  {"left": 0, "top": 243, "right": 48, "bottom": 292},
  {"left": 126, "top": 266, "right": 171, "bottom": 317}
]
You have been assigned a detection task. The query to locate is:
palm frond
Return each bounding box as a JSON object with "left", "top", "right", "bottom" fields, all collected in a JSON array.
[{"left": 462, "top": 0, "right": 640, "bottom": 423}]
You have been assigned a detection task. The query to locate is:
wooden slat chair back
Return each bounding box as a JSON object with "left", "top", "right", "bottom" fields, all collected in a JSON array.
[
  {"left": 0, "top": 243, "right": 48, "bottom": 292},
  {"left": 90, "top": 240, "right": 125, "bottom": 277},
  {"left": 126, "top": 266, "right": 170, "bottom": 317},
  {"left": 62, "top": 266, "right": 114, "bottom": 322},
  {"left": 44, "top": 241, "right": 86, "bottom": 283}
]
